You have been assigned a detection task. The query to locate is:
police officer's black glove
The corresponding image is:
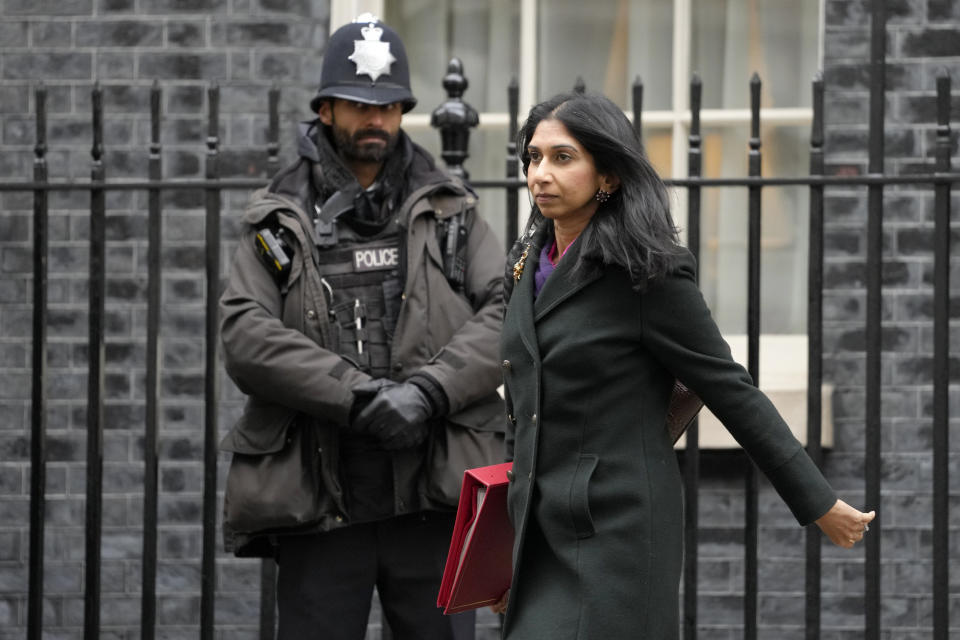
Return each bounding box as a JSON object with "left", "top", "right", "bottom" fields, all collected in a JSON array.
[
  {"left": 347, "top": 378, "right": 398, "bottom": 432},
  {"left": 351, "top": 381, "right": 433, "bottom": 450}
]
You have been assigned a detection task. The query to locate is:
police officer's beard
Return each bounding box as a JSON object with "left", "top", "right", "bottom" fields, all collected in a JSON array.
[{"left": 332, "top": 124, "right": 399, "bottom": 164}]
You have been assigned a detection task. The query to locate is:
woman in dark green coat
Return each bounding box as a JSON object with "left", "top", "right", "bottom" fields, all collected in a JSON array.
[{"left": 494, "top": 93, "right": 875, "bottom": 639}]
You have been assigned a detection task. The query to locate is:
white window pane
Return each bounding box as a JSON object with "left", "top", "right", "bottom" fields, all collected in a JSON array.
[
  {"left": 697, "top": 125, "right": 811, "bottom": 334},
  {"left": 691, "top": 0, "right": 819, "bottom": 109},
  {"left": 386, "top": 0, "right": 520, "bottom": 114},
  {"left": 537, "top": 0, "right": 673, "bottom": 109}
]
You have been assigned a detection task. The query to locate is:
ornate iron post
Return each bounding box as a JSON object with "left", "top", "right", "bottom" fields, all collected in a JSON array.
[{"left": 431, "top": 57, "right": 479, "bottom": 179}]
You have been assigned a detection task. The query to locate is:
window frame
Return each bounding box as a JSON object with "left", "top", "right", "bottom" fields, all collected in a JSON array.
[{"left": 328, "top": 0, "right": 831, "bottom": 448}]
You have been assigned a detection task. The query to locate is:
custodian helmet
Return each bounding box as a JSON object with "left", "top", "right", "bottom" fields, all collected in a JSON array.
[{"left": 310, "top": 14, "right": 417, "bottom": 114}]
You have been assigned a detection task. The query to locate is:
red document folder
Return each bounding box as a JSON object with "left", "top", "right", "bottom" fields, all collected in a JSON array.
[{"left": 437, "top": 461, "right": 515, "bottom": 614}]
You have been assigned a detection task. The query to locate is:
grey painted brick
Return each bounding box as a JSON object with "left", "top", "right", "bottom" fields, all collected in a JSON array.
[
  {"left": 144, "top": 0, "right": 227, "bottom": 12},
  {"left": 821, "top": 593, "right": 869, "bottom": 627},
  {"left": 46, "top": 433, "right": 84, "bottom": 462},
  {"left": 0, "top": 21, "right": 29, "bottom": 47},
  {"left": 160, "top": 339, "right": 204, "bottom": 368},
  {"left": 930, "top": 0, "right": 960, "bottom": 20},
  {"left": 213, "top": 592, "right": 260, "bottom": 626},
  {"left": 139, "top": 53, "right": 227, "bottom": 81},
  {"left": 256, "top": 52, "right": 301, "bottom": 81},
  {"left": 97, "top": 85, "right": 154, "bottom": 114},
  {"left": 155, "top": 561, "right": 202, "bottom": 592},
  {"left": 822, "top": 226, "right": 864, "bottom": 256},
  {"left": 43, "top": 497, "right": 83, "bottom": 526},
  {"left": 0, "top": 86, "right": 28, "bottom": 113},
  {"left": 0, "top": 278, "right": 27, "bottom": 304},
  {"left": 98, "top": 51, "right": 138, "bottom": 81},
  {"left": 897, "top": 92, "right": 960, "bottom": 125},
  {"left": 258, "top": 0, "right": 317, "bottom": 14},
  {"left": 104, "top": 341, "right": 146, "bottom": 368},
  {"left": 32, "top": 22, "right": 73, "bottom": 48},
  {"left": 162, "top": 118, "right": 206, "bottom": 144},
  {"left": 98, "top": 0, "right": 135, "bottom": 11},
  {"left": 823, "top": 62, "right": 926, "bottom": 93},
  {"left": 7, "top": 0, "right": 93, "bottom": 14},
  {"left": 166, "top": 87, "right": 205, "bottom": 114},
  {"left": 218, "top": 147, "right": 268, "bottom": 178},
  {"left": 157, "top": 594, "right": 201, "bottom": 625},
  {"left": 158, "top": 495, "right": 202, "bottom": 523},
  {"left": 158, "top": 528, "right": 201, "bottom": 559},
  {"left": 160, "top": 465, "right": 203, "bottom": 492},
  {"left": 43, "top": 118, "right": 92, "bottom": 146},
  {"left": 2, "top": 53, "right": 92, "bottom": 81},
  {"left": 167, "top": 21, "right": 206, "bottom": 47},
  {"left": 824, "top": 28, "right": 870, "bottom": 60},
  {"left": 0, "top": 373, "right": 30, "bottom": 401},
  {"left": 0, "top": 403, "right": 26, "bottom": 431},
  {"left": 160, "top": 188, "right": 205, "bottom": 208},
  {"left": 0, "top": 467, "right": 22, "bottom": 495},
  {"left": 901, "top": 28, "right": 960, "bottom": 57},
  {"left": 43, "top": 562, "right": 82, "bottom": 593},
  {"left": 758, "top": 593, "right": 804, "bottom": 626},
  {"left": 827, "top": 127, "right": 919, "bottom": 158},
  {"left": 162, "top": 213, "right": 204, "bottom": 243},
  {"left": 892, "top": 291, "right": 960, "bottom": 321},
  {"left": 0, "top": 565, "right": 28, "bottom": 593},
  {"left": 159, "top": 435, "right": 203, "bottom": 460},
  {"left": 47, "top": 308, "right": 88, "bottom": 339},
  {"left": 824, "top": 93, "right": 873, "bottom": 126},
  {"left": 228, "top": 50, "right": 254, "bottom": 81},
  {"left": 76, "top": 21, "right": 163, "bottom": 47},
  {"left": 161, "top": 245, "right": 206, "bottom": 271},
  {"left": 164, "top": 149, "right": 202, "bottom": 176},
  {"left": 45, "top": 466, "right": 69, "bottom": 493},
  {"left": 216, "top": 560, "right": 259, "bottom": 591},
  {"left": 106, "top": 212, "right": 149, "bottom": 241}
]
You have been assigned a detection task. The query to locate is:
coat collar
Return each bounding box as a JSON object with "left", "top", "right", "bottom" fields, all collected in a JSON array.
[
  {"left": 509, "top": 223, "right": 604, "bottom": 359},
  {"left": 532, "top": 226, "right": 603, "bottom": 322}
]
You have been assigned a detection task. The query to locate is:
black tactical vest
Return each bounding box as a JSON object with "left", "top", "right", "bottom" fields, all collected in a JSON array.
[{"left": 315, "top": 216, "right": 403, "bottom": 379}]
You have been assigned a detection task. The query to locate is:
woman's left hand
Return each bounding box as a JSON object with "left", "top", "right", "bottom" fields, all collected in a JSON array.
[
  {"left": 814, "top": 499, "right": 876, "bottom": 548},
  {"left": 489, "top": 589, "right": 509, "bottom": 615}
]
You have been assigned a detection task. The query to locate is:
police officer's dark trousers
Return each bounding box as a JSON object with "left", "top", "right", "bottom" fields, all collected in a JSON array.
[{"left": 276, "top": 511, "right": 474, "bottom": 640}]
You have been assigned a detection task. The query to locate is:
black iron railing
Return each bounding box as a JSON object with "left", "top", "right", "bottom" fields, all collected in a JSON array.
[{"left": 7, "top": 3, "right": 958, "bottom": 638}]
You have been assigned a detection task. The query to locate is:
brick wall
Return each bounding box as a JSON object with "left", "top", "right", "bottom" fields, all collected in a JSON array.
[
  {"left": 0, "top": 2, "right": 330, "bottom": 638},
  {"left": 818, "top": 0, "right": 958, "bottom": 636}
]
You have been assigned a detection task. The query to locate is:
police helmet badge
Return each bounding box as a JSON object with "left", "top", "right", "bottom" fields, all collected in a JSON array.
[{"left": 348, "top": 16, "right": 397, "bottom": 83}]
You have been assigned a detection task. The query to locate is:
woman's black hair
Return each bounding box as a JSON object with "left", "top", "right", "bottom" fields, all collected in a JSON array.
[{"left": 516, "top": 91, "right": 682, "bottom": 289}]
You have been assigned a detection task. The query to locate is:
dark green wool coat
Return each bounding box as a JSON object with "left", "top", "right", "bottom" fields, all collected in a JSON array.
[{"left": 500, "top": 227, "right": 836, "bottom": 640}]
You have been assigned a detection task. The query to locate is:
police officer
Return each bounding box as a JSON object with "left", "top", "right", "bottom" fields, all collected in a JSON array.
[{"left": 218, "top": 14, "right": 505, "bottom": 640}]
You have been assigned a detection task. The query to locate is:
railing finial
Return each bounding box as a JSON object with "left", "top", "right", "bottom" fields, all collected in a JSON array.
[{"left": 430, "top": 57, "right": 479, "bottom": 179}]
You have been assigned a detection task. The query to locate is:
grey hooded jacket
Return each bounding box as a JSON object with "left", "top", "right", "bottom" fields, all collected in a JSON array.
[{"left": 218, "top": 126, "right": 505, "bottom": 556}]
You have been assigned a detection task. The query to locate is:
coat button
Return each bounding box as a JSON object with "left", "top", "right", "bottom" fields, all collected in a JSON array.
[
  {"left": 501, "top": 360, "right": 511, "bottom": 371},
  {"left": 531, "top": 413, "right": 538, "bottom": 424},
  {"left": 506, "top": 469, "right": 515, "bottom": 481},
  {"left": 507, "top": 413, "right": 516, "bottom": 425},
  {"left": 306, "top": 310, "right": 316, "bottom": 319},
  {"left": 335, "top": 514, "right": 343, "bottom": 523},
  {"left": 393, "top": 362, "right": 403, "bottom": 372}
]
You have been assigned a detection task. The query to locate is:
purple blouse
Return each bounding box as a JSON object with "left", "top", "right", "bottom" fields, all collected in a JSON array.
[{"left": 534, "top": 237, "right": 577, "bottom": 297}]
